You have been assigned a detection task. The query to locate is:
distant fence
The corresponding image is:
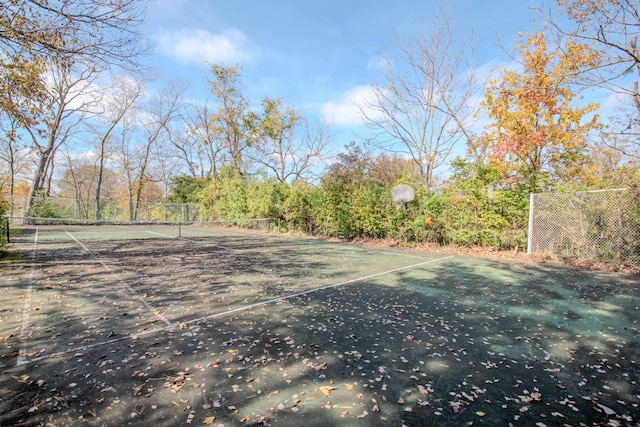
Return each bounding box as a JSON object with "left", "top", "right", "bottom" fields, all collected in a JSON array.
[
  {"left": 528, "top": 189, "right": 640, "bottom": 267},
  {"left": 9, "top": 196, "right": 200, "bottom": 223}
]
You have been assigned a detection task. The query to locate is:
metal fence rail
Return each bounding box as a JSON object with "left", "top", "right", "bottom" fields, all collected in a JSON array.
[{"left": 528, "top": 189, "right": 640, "bottom": 266}]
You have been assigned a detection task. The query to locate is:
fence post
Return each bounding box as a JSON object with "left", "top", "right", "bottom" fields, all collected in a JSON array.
[{"left": 527, "top": 193, "right": 535, "bottom": 255}]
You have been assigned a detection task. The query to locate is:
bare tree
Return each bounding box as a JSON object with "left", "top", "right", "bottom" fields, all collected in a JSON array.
[
  {"left": 359, "top": 11, "right": 479, "bottom": 188},
  {"left": 0, "top": 115, "right": 32, "bottom": 214},
  {"left": 88, "top": 73, "right": 144, "bottom": 219},
  {"left": 551, "top": 0, "right": 640, "bottom": 159},
  {"left": 115, "top": 80, "right": 184, "bottom": 220},
  {"left": 173, "top": 102, "right": 225, "bottom": 179},
  {"left": 58, "top": 150, "right": 97, "bottom": 219},
  {"left": 112, "top": 109, "right": 138, "bottom": 220},
  {"left": 152, "top": 137, "right": 183, "bottom": 199},
  {"left": 25, "top": 64, "right": 102, "bottom": 207},
  {"left": 249, "top": 97, "right": 333, "bottom": 183}
]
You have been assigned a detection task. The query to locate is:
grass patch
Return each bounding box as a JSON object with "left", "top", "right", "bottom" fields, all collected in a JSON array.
[
  {"left": 0, "top": 227, "right": 21, "bottom": 263},
  {"left": 0, "top": 249, "right": 20, "bottom": 263}
]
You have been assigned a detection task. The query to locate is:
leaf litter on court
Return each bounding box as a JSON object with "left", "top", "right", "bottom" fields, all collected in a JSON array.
[{"left": 0, "top": 235, "right": 638, "bottom": 426}]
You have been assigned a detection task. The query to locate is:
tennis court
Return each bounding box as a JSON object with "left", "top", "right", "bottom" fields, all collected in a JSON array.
[{"left": 0, "top": 221, "right": 638, "bottom": 426}]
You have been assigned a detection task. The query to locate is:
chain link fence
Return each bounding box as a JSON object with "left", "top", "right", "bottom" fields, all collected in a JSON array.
[{"left": 528, "top": 189, "right": 640, "bottom": 267}]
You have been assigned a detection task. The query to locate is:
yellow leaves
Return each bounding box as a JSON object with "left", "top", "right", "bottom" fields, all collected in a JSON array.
[
  {"left": 482, "top": 29, "right": 601, "bottom": 183},
  {"left": 318, "top": 386, "right": 336, "bottom": 397}
]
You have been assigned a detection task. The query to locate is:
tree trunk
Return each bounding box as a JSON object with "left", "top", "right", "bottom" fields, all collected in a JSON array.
[{"left": 95, "top": 138, "right": 107, "bottom": 220}]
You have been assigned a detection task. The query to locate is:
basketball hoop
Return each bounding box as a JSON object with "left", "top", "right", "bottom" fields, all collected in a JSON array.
[{"left": 391, "top": 184, "right": 415, "bottom": 209}]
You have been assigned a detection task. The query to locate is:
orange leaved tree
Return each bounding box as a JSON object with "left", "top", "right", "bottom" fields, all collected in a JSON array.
[{"left": 481, "top": 32, "right": 601, "bottom": 191}]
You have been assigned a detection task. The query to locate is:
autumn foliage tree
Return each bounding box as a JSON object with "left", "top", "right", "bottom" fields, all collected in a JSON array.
[
  {"left": 0, "top": 0, "right": 146, "bottom": 128},
  {"left": 206, "top": 64, "right": 253, "bottom": 177},
  {"left": 481, "top": 32, "right": 601, "bottom": 191}
]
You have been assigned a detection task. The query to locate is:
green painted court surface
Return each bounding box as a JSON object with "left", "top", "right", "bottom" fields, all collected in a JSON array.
[{"left": 1, "top": 224, "right": 638, "bottom": 426}]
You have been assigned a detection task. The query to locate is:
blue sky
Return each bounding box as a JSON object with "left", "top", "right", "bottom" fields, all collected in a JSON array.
[{"left": 143, "top": 0, "right": 546, "bottom": 146}]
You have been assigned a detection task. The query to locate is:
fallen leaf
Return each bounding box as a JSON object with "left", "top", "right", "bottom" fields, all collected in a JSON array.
[
  {"left": 476, "top": 411, "right": 485, "bottom": 417},
  {"left": 319, "top": 386, "right": 336, "bottom": 397},
  {"left": 596, "top": 403, "right": 616, "bottom": 416},
  {"left": 357, "top": 411, "right": 368, "bottom": 419},
  {"left": 203, "top": 416, "right": 216, "bottom": 425}
]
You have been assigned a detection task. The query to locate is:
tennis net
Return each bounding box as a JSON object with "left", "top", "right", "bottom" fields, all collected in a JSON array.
[{"left": 7, "top": 216, "right": 275, "bottom": 241}]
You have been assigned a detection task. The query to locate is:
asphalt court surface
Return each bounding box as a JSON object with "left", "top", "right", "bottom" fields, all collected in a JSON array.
[
  {"left": 7, "top": 224, "right": 452, "bottom": 364},
  {"left": 2, "top": 224, "right": 639, "bottom": 426}
]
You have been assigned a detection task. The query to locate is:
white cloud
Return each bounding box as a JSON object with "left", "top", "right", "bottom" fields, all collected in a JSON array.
[
  {"left": 154, "top": 27, "right": 253, "bottom": 64},
  {"left": 600, "top": 91, "right": 631, "bottom": 112},
  {"left": 366, "top": 55, "right": 389, "bottom": 73},
  {"left": 321, "top": 85, "right": 383, "bottom": 127}
]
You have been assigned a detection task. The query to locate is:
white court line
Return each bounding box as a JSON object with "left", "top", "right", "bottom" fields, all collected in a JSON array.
[
  {"left": 16, "top": 229, "right": 38, "bottom": 366},
  {"left": 183, "top": 255, "right": 456, "bottom": 325},
  {"left": 65, "top": 231, "right": 173, "bottom": 328},
  {"left": 26, "top": 254, "right": 454, "bottom": 363},
  {"left": 143, "top": 230, "right": 233, "bottom": 251},
  {"left": 143, "top": 230, "right": 430, "bottom": 257}
]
